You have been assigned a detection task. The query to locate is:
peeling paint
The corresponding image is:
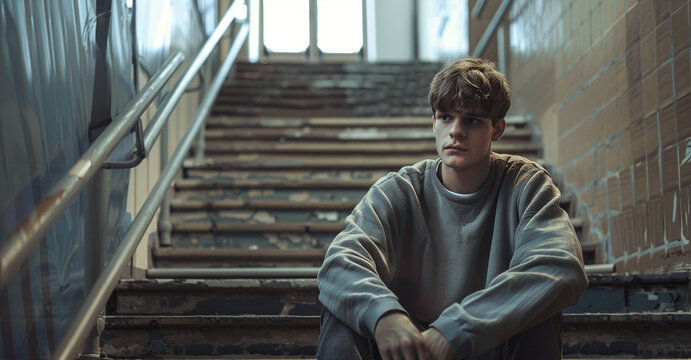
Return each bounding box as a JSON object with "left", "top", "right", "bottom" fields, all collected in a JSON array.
[
  {"left": 289, "top": 192, "right": 310, "bottom": 202},
  {"left": 252, "top": 211, "right": 276, "bottom": 224},
  {"left": 68, "top": 159, "right": 92, "bottom": 179},
  {"left": 315, "top": 211, "right": 339, "bottom": 222},
  {"left": 14, "top": 189, "right": 66, "bottom": 248}
]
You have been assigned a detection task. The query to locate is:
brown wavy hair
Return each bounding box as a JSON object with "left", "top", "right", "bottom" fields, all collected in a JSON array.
[{"left": 428, "top": 58, "right": 511, "bottom": 125}]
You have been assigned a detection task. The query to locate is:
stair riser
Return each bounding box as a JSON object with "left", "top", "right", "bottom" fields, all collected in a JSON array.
[
  {"left": 203, "top": 129, "right": 531, "bottom": 141},
  {"left": 102, "top": 319, "right": 691, "bottom": 358},
  {"left": 212, "top": 107, "right": 431, "bottom": 118},
  {"left": 173, "top": 188, "right": 366, "bottom": 204},
  {"left": 113, "top": 292, "right": 319, "bottom": 316},
  {"left": 171, "top": 211, "right": 348, "bottom": 228},
  {"left": 183, "top": 169, "right": 391, "bottom": 182},
  {"left": 170, "top": 233, "right": 335, "bottom": 250},
  {"left": 562, "top": 321, "right": 691, "bottom": 357},
  {"left": 102, "top": 325, "right": 319, "bottom": 358}
]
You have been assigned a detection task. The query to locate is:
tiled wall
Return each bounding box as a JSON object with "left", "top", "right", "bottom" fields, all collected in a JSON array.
[{"left": 473, "top": 0, "right": 690, "bottom": 272}]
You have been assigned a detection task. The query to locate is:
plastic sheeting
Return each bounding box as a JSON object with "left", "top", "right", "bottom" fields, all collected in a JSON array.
[{"left": 0, "top": 1, "right": 216, "bottom": 358}]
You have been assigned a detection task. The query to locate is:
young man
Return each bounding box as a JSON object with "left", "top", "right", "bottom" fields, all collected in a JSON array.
[{"left": 317, "top": 58, "right": 588, "bottom": 360}]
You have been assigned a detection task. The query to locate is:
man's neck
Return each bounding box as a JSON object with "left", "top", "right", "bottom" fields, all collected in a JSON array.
[{"left": 438, "top": 156, "right": 492, "bottom": 194}]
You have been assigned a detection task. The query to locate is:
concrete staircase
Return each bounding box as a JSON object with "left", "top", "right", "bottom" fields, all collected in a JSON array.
[{"left": 101, "top": 62, "right": 691, "bottom": 359}]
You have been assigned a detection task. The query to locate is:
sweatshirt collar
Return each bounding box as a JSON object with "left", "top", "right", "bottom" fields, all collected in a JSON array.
[{"left": 431, "top": 155, "right": 497, "bottom": 204}]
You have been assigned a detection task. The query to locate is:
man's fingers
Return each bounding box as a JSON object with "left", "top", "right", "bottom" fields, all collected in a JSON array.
[
  {"left": 400, "top": 342, "right": 417, "bottom": 360},
  {"left": 403, "top": 339, "right": 430, "bottom": 360},
  {"left": 416, "top": 342, "right": 430, "bottom": 360},
  {"left": 378, "top": 346, "right": 392, "bottom": 360}
]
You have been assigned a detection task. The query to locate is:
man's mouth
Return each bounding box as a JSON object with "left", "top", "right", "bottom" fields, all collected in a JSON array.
[{"left": 445, "top": 144, "right": 467, "bottom": 151}]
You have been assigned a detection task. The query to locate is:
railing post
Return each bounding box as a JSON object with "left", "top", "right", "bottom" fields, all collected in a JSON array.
[
  {"left": 159, "top": 122, "right": 172, "bottom": 247},
  {"left": 195, "top": 58, "right": 210, "bottom": 160},
  {"left": 81, "top": 169, "right": 109, "bottom": 358}
]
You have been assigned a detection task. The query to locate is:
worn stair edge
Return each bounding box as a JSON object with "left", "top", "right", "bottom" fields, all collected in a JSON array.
[
  {"left": 586, "top": 272, "right": 691, "bottom": 285},
  {"left": 205, "top": 117, "right": 529, "bottom": 129},
  {"left": 116, "top": 278, "right": 318, "bottom": 291},
  {"left": 170, "top": 199, "right": 356, "bottom": 211},
  {"left": 563, "top": 312, "right": 691, "bottom": 323},
  {"left": 182, "top": 157, "right": 430, "bottom": 169},
  {"left": 106, "top": 312, "right": 691, "bottom": 328},
  {"left": 174, "top": 178, "right": 374, "bottom": 190},
  {"left": 199, "top": 142, "right": 541, "bottom": 155},
  {"left": 153, "top": 248, "right": 325, "bottom": 262},
  {"left": 147, "top": 267, "right": 321, "bottom": 279},
  {"left": 206, "top": 116, "right": 435, "bottom": 128},
  {"left": 106, "top": 315, "right": 320, "bottom": 328},
  {"left": 171, "top": 222, "right": 344, "bottom": 234},
  {"left": 203, "top": 127, "right": 533, "bottom": 140}
]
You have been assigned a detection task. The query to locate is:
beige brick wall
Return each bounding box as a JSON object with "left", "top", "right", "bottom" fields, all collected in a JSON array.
[{"left": 471, "top": 0, "right": 691, "bottom": 272}]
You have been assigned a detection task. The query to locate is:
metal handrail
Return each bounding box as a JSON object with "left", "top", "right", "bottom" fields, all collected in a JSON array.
[
  {"left": 142, "top": 0, "right": 245, "bottom": 155},
  {"left": 471, "top": 0, "right": 512, "bottom": 58},
  {"left": 0, "top": 52, "right": 185, "bottom": 290},
  {"left": 52, "top": 15, "right": 249, "bottom": 360}
]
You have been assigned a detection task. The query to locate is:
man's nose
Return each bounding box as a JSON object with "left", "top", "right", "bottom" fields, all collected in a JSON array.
[{"left": 449, "top": 119, "right": 466, "bottom": 138}]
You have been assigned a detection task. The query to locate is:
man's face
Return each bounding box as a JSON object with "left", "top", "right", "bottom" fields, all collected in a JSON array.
[{"left": 432, "top": 108, "right": 506, "bottom": 172}]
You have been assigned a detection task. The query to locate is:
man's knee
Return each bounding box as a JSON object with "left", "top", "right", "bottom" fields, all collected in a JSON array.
[{"left": 317, "top": 308, "right": 379, "bottom": 360}]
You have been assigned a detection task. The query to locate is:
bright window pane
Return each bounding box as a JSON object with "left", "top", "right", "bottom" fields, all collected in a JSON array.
[
  {"left": 263, "top": 0, "right": 309, "bottom": 53},
  {"left": 317, "top": 0, "right": 363, "bottom": 53}
]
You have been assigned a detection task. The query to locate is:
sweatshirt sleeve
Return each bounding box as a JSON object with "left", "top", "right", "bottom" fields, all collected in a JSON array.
[
  {"left": 317, "top": 178, "right": 408, "bottom": 338},
  {"left": 430, "top": 168, "right": 589, "bottom": 358}
]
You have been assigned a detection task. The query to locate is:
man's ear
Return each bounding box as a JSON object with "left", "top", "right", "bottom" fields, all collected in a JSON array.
[{"left": 491, "top": 118, "right": 506, "bottom": 141}]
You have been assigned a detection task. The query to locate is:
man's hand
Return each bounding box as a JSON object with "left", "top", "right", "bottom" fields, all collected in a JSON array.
[
  {"left": 374, "top": 311, "right": 430, "bottom": 360},
  {"left": 422, "top": 327, "right": 455, "bottom": 360}
]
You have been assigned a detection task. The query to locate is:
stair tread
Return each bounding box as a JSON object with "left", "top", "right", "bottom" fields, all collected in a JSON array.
[
  {"left": 204, "top": 127, "right": 532, "bottom": 140},
  {"left": 153, "top": 248, "right": 325, "bottom": 261},
  {"left": 182, "top": 156, "right": 435, "bottom": 170},
  {"left": 200, "top": 141, "right": 540, "bottom": 154},
  {"left": 172, "top": 221, "right": 344, "bottom": 233},
  {"left": 170, "top": 198, "right": 357, "bottom": 211},
  {"left": 107, "top": 312, "right": 691, "bottom": 323},
  {"left": 207, "top": 116, "right": 434, "bottom": 128},
  {"left": 206, "top": 116, "right": 529, "bottom": 128},
  {"left": 175, "top": 178, "right": 374, "bottom": 190},
  {"left": 183, "top": 169, "right": 392, "bottom": 182}
]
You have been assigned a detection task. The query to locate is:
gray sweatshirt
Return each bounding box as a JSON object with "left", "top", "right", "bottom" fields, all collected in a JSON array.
[{"left": 317, "top": 153, "right": 589, "bottom": 357}]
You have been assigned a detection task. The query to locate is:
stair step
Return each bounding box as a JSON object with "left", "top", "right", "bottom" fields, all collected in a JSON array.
[
  {"left": 172, "top": 221, "right": 344, "bottom": 234},
  {"left": 146, "top": 267, "right": 320, "bottom": 279},
  {"left": 112, "top": 278, "right": 319, "bottom": 315},
  {"left": 170, "top": 232, "right": 334, "bottom": 250},
  {"left": 199, "top": 141, "right": 540, "bottom": 156},
  {"left": 152, "top": 248, "right": 325, "bottom": 267},
  {"left": 204, "top": 127, "right": 532, "bottom": 141},
  {"left": 183, "top": 169, "right": 391, "bottom": 182},
  {"left": 172, "top": 186, "right": 366, "bottom": 204},
  {"left": 102, "top": 315, "right": 320, "bottom": 359},
  {"left": 232, "top": 61, "right": 442, "bottom": 74},
  {"left": 102, "top": 312, "right": 691, "bottom": 358},
  {"left": 171, "top": 199, "right": 357, "bottom": 211},
  {"left": 562, "top": 312, "right": 691, "bottom": 358},
  {"left": 206, "top": 116, "right": 434, "bottom": 128},
  {"left": 175, "top": 178, "right": 374, "bottom": 190},
  {"left": 207, "top": 116, "right": 530, "bottom": 129},
  {"left": 212, "top": 106, "right": 431, "bottom": 118},
  {"left": 566, "top": 272, "right": 690, "bottom": 313},
  {"left": 182, "top": 156, "right": 433, "bottom": 171},
  {"left": 170, "top": 211, "right": 582, "bottom": 229}
]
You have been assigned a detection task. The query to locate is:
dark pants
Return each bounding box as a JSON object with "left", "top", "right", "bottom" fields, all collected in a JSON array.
[{"left": 317, "top": 308, "right": 562, "bottom": 360}]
